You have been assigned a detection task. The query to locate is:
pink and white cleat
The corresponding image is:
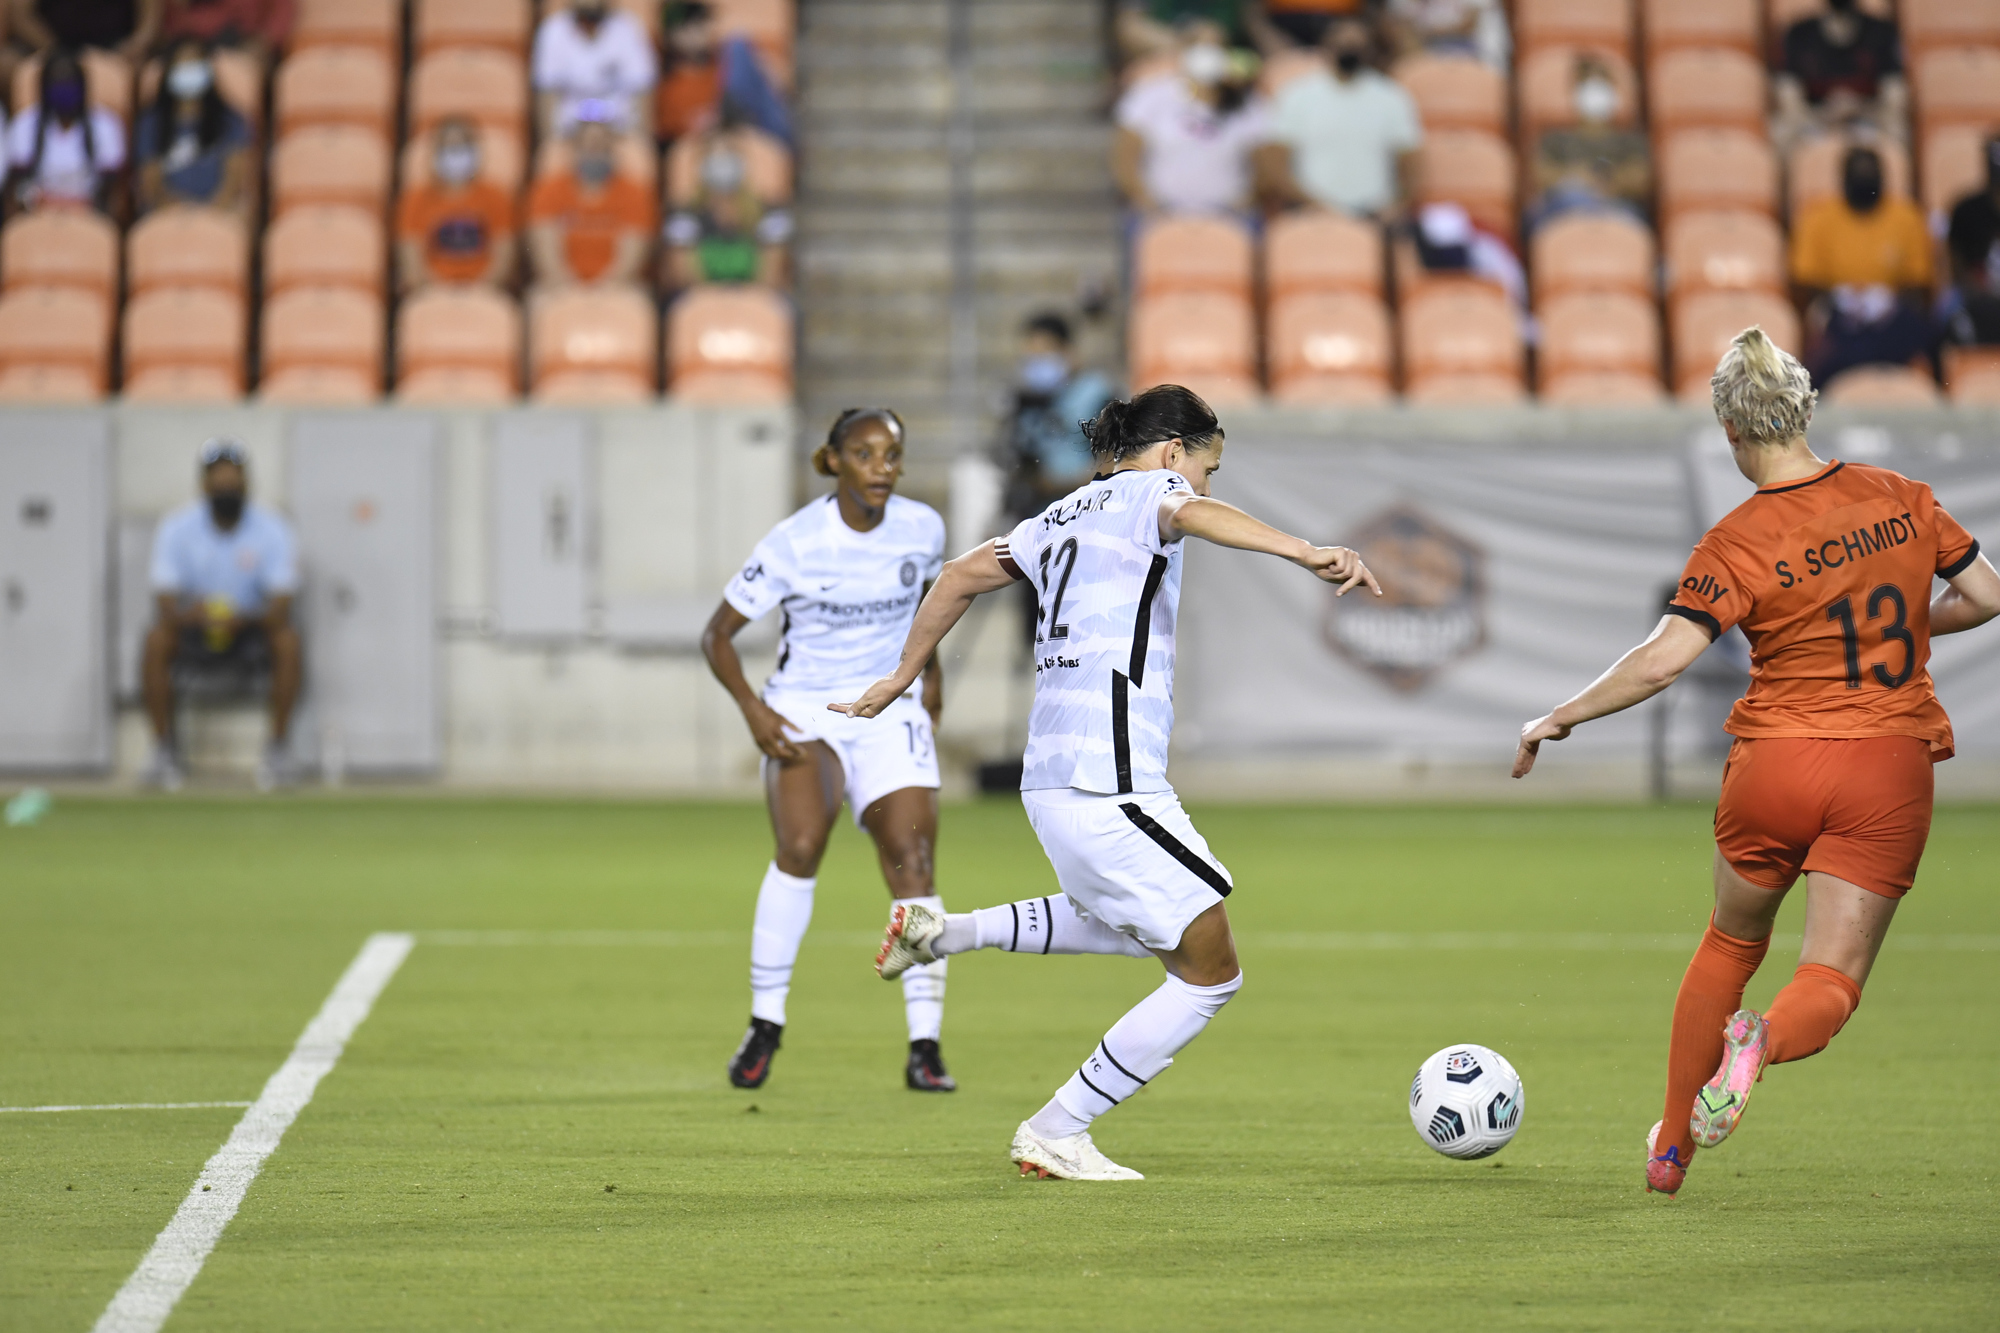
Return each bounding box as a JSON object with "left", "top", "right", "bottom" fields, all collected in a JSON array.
[
  {"left": 1646, "top": 1120, "right": 1690, "bottom": 1197},
  {"left": 1690, "top": 1008, "right": 1770, "bottom": 1149}
]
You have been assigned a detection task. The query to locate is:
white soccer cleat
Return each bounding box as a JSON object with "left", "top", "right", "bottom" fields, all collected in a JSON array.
[
  {"left": 875, "top": 901, "right": 944, "bottom": 980},
  {"left": 1009, "top": 1121, "right": 1144, "bottom": 1181}
]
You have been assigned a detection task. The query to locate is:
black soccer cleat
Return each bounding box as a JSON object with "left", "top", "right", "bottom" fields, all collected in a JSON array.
[
  {"left": 728, "top": 1017, "right": 783, "bottom": 1089},
  {"left": 906, "top": 1038, "right": 957, "bottom": 1092}
]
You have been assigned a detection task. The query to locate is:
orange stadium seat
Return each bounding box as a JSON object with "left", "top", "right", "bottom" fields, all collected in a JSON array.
[
  {"left": 1944, "top": 346, "right": 2000, "bottom": 405},
  {"left": 123, "top": 286, "right": 243, "bottom": 389},
  {"left": 1265, "top": 210, "right": 1383, "bottom": 299},
  {"left": 271, "top": 126, "right": 393, "bottom": 216},
  {"left": 1537, "top": 290, "right": 1660, "bottom": 384},
  {"left": 539, "top": 132, "right": 658, "bottom": 193},
  {"left": 275, "top": 45, "right": 396, "bottom": 137},
  {"left": 122, "top": 365, "right": 243, "bottom": 403},
  {"left": 663, "top": 127, "right": 792, "bottom": 205},
  {"left": 1132, "top": 216, "right": 1254, "bottom": 300},
  {"left": 1670, "top": 291, "right": 1801, "bottom": 398},
  {"left": 1766, "top": 0, "right": 1889, "bottom": 43},
  {"left": 1389, "top": 233, "right": 1511, "bottom": 306},
  {"left": 1914, "top": 49, "right": 2000, "bottom": 139},
  {"left": 1788, "top": 133, "right": 1911, "bottom": 220},
  {"left": 533, "top": 284, "right": 659, "bottom": 388},
  {"left": 1514, "top": 0, "right": 1633, "bottom": 57},
  {"left": 1647, "top": 48, "right": 1766, "bottom": 136},
  {"left": 0, "top": 287, "right": 109, "bottom": 392},
  {"left": 1518, "top": 45, "right": 1638, "bottom": 137},
  {"left": 1539, "top": 370, "right": 1666, "bottom": 404},
  {"left": 293, "top": 0, "right": 402, "bottom": 56},
  {"left": 1127, "top": 292, "right": 1258, "bottom": 404},
  {"left": 1414, "top": 131, "right": 1516, "bottom": 240},
  {"left": 1257, "top": 49, "right": 1322, "bottom": 99},
  {"left": 409, "top": 48, "right": 530, "bottom": 142},
  {"left": 127, "top": 207, "right": 248, "bottom": 299},
  {"left": 1662, "top": 210, "right": 1785, "bottom": 299},
  {"left": 1394, "top": 54, "right": 1507, "bottom": 134},
  {"left": 1405, "top": 372, "right": 1528, "bottom": 405},
  {"left": 666, "top": 285, "right": 792, "bottom": 397},
  {"left": 13, "top": 49, "right": 131, "bottom": 119},
  {"left": 1923, "top": 125, "right": 1993, "bottom": 220},
  {"left": 415, "top": 0, "right": 532, "bottom": 57},
  {"left": 138, "top": 49, "right": 261, "bottom": 126},
  {"left": 403, "top": 130, "right": 526, "bottom": 195},
  {"left": 1641, "top": 0, "right": 1757, "bottom": 56},
  {"left": 264, "top": 206, "right": 385, "bottom": 298},
  {"left": 1658, "top": 129, "right": 1779, "bottom": 219},
  {"left": 0, "top": 363, "right": 102, "bottom": 402},
  {"left": 1899, "top": 0, "right": 2000, "bottom": 60},
  {"left": 1821, "top": 364, "right": 1944, "bottom": 406},
  {"left": 261, "top": 286, "right": 385, "bottom": 380},
  {"left": 1, "top": 210, "right": 117, "bottom": 297},
  {"left": 1267, "top": 291, "right": 1392, "bottom": 403},
  {"left": 534, "top": 369, "right": 660, "bottom": 404},
  {"left": 258, "top": 365, "right": 380, "bottom": 404},
  {"left": 397, "top": 286, "right": 521, "bottom": 389},
  {"left": 666, "top": 371, "right": 790, "bottom": 405},
  {"left": 1400, "top": 284, "right": 1522, "bottom": 385},
  {"left": 1528, "top": 212, "right": 1653, "bottom": 302},
  {"left": 396, "top": 365, "right": 518, "bottom": 404}
]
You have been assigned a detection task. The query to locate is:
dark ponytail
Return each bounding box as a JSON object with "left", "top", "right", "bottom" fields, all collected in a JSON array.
[
  {"left": 1080, "top": 384, "right": 1221, "bottom": 464},
  {"left": 812, "top": 406, "right": 904, "bottom": 477}
]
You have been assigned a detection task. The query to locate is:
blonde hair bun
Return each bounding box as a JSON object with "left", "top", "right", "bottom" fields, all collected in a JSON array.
[{"left": 1710, "top": 325, "right": 1816, "bottom": 447}]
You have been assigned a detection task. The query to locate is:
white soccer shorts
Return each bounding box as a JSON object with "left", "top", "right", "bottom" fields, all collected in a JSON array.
[
  {"left": 1021, "top": 785, "right": 1233, "bottom": 952},
  {"left": 762, "top": 689, "right": 940, "bottom": 826}
]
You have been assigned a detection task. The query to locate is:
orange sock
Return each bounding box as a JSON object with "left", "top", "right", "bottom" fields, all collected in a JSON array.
[
  {"left": 1765, "top": 963, "right": 1862, "bottom": 1064},
  {"left": 1658, "top": 919, "right": 1769, "bottom": 1162}
]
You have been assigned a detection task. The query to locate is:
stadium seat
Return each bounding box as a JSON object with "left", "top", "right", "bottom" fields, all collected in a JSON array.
[
  {"left": 1517, "top": 45, "right": 1638, "bottom": 137},
  {"left": 397, "top": 286, "right": 521, "bottom": 388},
  {"left": 1132, "top": 216, "right": 1254, "bottom": 300},
  {"left": 1944, "top": 345, "right": 2000, "bottom": 404},
  {"left": 138, "top": 49, "right": 262, "bottom": 125},
  {"left": 533, "top": 368, "right": 658, "bottom": 404},
  {"left": 1662, "top": 210, "right": 1784, "bottom": 299},
  {"left": 1670, "top": 290, "right": 1801, "bottom": 398},
  {"left": 1647, "top": 48, "right": 1765, "bottom": 136},
  {"left": 263, "top": 206, "right": 385, "bottom": 298},
  {"left": 1922, "top": 124, "right": 1991, "bottom": 220},
  {"left": 1514, "top": 0, "right": 1633, "bottom": 57},
  {"left": 395, "top": 365, "right": 518, "bottom": 404},
  {"left": 1389, "top": 234, "right": 1511, "bottom": 306},
  {"left": 1414, "top": 131, "right": 1517, "bottom": 240},
  {"left": 1538, "top": 370, "right": 1666, "bottom": 404},
  {"left": 409, "top": 48, "right": 530, "bottom": 142},
  {"left": 271, "top": 126, "right": 393, "bottom": 216},
  {"left": 1257, "top": 49, "right": 1322, "bottom": 99},
  {"left": 0, "top": 363, "right": 101, "bottom": 402},
  {"left": 1657, "top": 129, "right": 1779, "bottom": 219},
  {"left": 1265, "top": 210, "right": 1383, "bottom": 299},
  {"left": 12, "top": 48, "right": 131, "bottom": 119},
  {"left": 1900, "top": 0, "right": 2000, "bottom": 61},
  {"left": 257, "top": 365, "right": 380, "bottom": 404},
  {"left": 1914, "top": 48, "right": 2000, "bottom": 139},
  {"left": 1528, "top": 212, "right": 1653, "bottom": 302},
  {"left": 293, "top": 0, "right": 402, "bottom": 56},
  {"left": 662, "top": 127, "right": 792, "bottom": 205},
  {"left": 665, "top": 285, "right": 791, "bottom": 392},
  {"left": 1405, "top": 372, "right": 1528, "bottom": 405},
  {"left": 1640, "top": 0, "right": 1758, "bottom": 56},
  {"left": 276, "top": 46, "right": 396, "bottom": 137},
  {"left": 666, "top": 369, "right": 792, "bottom": 405},
  {"left": 1394, "top": 54, "right": 1507, "bottom": 134},
  {"left": 1400, "top": 284, "right": 1522, "bottom": 383},
  {"left": 123, "top": 286, "right": 243, "bottom": 389},
  {"left": 1821, "top": 364, "right": 1945, "bottom": 406},
  {"left": 1537, "top": 291, "right": 1661, "bottom": 383},
  {"left": 0, "top": 287, "right": 109, "bottom": 391},
  {"left": 539, "top": 132, "right": 659, "bottom": 194},
  {"left": 1787, "top": 133, "right": 1911, "bottom": 220},
  {"left": 534, "top": 283, "right": 660, "bottom": 389},
  {"left": 415, "top": 0, "right": 533, "bottom": 57},
  {"left": 403, "top": 130, "right": 525, "bottom": 195},
  {"left": 1, "top": 210, "right": 117, "bottom": 297},
  {"left": 262, "top": 286, "right": 385, "bottom": 380},
  {"left": 1127, "top": 292, "right": 1258, "bottom": 402},
  {"left": 127, "top": 207, "right": 249, "bottom": 299},
  {"left": 1269, "top": 373, "right": 1393, "bottom": 407},
  {"left": 1267, "top": 291, "right": 1392, "bottom": 396},
  {"left": 121, "top": 365, "right": 243, "bottom": 403}
]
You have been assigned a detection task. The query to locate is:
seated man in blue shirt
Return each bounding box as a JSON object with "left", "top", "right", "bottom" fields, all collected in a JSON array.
[{"left": 141, "top": 439, "right": 302, "bottom": 790}]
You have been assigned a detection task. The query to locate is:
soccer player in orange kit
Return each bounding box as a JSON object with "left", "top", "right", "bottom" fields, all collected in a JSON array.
[{"left": 1512, "top": 328, "right": 2000, "bottom": 1197}]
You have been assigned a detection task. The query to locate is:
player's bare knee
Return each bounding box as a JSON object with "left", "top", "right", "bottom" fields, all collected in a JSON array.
[{"left": 773, "top": 837, "right": 825, "bottom": 877}]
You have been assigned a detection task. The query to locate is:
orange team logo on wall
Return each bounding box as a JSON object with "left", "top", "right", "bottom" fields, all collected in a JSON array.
[{"left": 1323, "top": 505, "right": 1486, "bottom": 692}]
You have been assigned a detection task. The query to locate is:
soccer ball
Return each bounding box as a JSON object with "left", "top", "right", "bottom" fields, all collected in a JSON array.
[{"left": 1409, "top": 1044, "right": 1524, "bottom": 1160}]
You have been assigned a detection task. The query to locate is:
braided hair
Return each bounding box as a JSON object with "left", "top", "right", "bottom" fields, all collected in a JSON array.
[
  {"left": 1079, "top": 384, "right": 1221, "bottom": 465},
  {"left": 812, "top": 407, "right": 905, "bottom": 477}
]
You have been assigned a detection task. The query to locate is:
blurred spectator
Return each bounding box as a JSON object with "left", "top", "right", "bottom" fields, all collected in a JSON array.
[
  {"left": 1112, "top": 20, "right": 1276, "bottom": 216},
  {"left": 1249, "top": 1, "right": 1368, "bottom": 54},
  {"left": 1773, "top": 0, "right": 1907, "bottom": 153},
  {"left": 7, "top": 0, "right": 162, "bottom": 59},
  {"left": 1943, "top": 135, "right": 2000, "bottom": 348},
  {"left": 533, "top": 0, "right": 658, "bottom": 138},
  {"left": 1266, "top": 17, "right": 1421, "bottom": 219},
  {"left": 1410, "top": 201, "right": 1523, "bottom": 307},
  {"left": 5, "top": 48, "right": 126, "bottom": 215},
  {"left": 396, "top": 118, "right": 516, "bottom": 292},
  {"left": 160, "top": 0, "right": 294, "bottom": 60},
  {"left": 141, "top": 439, "right": 301, "bottom": 792},
  {"left": 527, "top": 116, "right": 655, "bottom": 286},
  {"left": 1385, "top": 0, "right": 1508, "bottom": 68},
  {"left": 654, "top": 1, "right": 792, "bottom": 148},
  {"left": 1526, "top": 52, "right": 1648, "bottom": 233},
  {"left": 1789, "top": 145, "right": 1933, "bottom": 383},
  {"left": 135, "top": 40, "right": 251, "bottom": 216},
  {"left": 1002, "top": 311, "right": 1116, "bottom": 519},
  {"left": 1118, "top": 0, "right": 1249, "bottom": 61},
  {"left": 662, "top": 140, "right": 789, "bottom": 291}
]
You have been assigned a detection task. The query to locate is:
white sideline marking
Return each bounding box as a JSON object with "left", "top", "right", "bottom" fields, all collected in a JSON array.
[
  {"left": 0, "top": 1102, "right": 251, "bottom": 1115},
  {"left": 91, "top": 932, "right": 413, "bottom": 1333}
]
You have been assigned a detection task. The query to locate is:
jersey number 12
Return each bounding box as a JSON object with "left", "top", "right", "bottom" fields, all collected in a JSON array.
[{"left": 1038, "top": 537, "right": 1078, "bottom": 642}]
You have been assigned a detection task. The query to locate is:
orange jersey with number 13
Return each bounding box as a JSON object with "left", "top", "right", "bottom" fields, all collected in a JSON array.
[{"left": 1666, "top": 460, "right": 1981, "bottom": 758}]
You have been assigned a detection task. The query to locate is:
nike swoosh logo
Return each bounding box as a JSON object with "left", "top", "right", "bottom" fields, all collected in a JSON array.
[{"left": 819, "top": 582, "right": 839, "bottom": 591}]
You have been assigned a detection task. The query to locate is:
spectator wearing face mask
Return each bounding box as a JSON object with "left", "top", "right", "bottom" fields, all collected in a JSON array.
[
  {"left": 662, "top": 141, "right": 791, "bottom": 292},
  {"left": 8, "top": 0, "right": 162, "bottom": 61},
  {"left": 5, "top": 47, "right": 126, "bottom": 215},
  {"left": 159, "top": 0, "right": 294, "bottom": 61},
  {"left": 1265, "top": 16, "right": 1422, "bottom": 219},
  {"left": 135, "top": 40, "right": 251, "bottom": 216},
  {"left": 1789, "top": 144, "right": 1933, "bottom": 384},
  {"left": 1773, "top": 0, "right": 1907, "bottom": 154},
  {"left": 396, "top": 117, "right": 517, "bottom": 292},
  {"left": 1384, "top": 0, "right": 1508, "bottom": 69},
  {"left": 527, "top": 115, "right": 656, "bottom": 286},
  {"left": 1943, "top": 136, "right": 2000, "bottom": 349},
  {"left": 1002, "top": 311, "right": 1116, "bottom": 518},
  {"left": 533, "top": 0, "right": 659, "bottom": 138},
  {"left": 1112, "top": 19, "right": 1278, "bottom": 217},
  {"left": 1525, "top": 52, "right": 1648, "bottom": 233}
]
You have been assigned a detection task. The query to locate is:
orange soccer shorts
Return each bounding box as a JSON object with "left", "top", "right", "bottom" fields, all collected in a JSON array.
[{"left": 1714, "top": 736, "right": 1936, "bottom": 899}]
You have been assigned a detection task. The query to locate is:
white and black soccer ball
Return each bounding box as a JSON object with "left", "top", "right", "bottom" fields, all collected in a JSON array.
[{"left": 1409, "top": 1044, "right": 1524, "bottom": 1160}]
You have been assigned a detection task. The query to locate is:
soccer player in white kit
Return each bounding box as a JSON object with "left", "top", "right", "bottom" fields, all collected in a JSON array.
[
  {"left": 835, "top": 386, "right": 1381, "bottom": 1179},
  {"left": 701, "top": 409, "right": 958, "bottom": 1092}
]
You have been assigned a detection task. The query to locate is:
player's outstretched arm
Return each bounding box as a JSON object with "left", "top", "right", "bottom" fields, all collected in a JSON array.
[
  {"left": 1164, "top": 495, "right": 1382, "bottom": 596},
  {"left": 1512, "top": 614, "right": 1713, "bottom": 778},
  {"left": 1932, "top": 552, "right": 2000, "bottom": 636},
  {"left": 830, "top": 542, "right": 1015, "bottom": 719}
]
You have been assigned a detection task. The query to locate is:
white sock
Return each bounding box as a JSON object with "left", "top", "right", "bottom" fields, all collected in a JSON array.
[
  {"left": 1027, "top": 971, "right": 1244, "bottom": 1140},
  {"left": 749, "top": 863, "right": 815, "bottom": 1026},
  {"left": 898, "top": 895, "right": 947, "bottom": 1042},
  {"left": 934, "top": 895, "right": 1152, "bottom": 959}
]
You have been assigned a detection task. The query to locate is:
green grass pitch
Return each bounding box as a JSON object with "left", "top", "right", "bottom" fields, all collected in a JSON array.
[{"left": 3, "top": 796, "right": 1998, "bottom": 1331}]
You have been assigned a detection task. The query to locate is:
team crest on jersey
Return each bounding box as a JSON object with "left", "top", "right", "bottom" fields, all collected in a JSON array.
[
  {"left": 1323, "top": 506, "right": 1486, "bottom": 692},
  {"left": 900, "top": 559, "right": 917, "bottom": 587}
]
